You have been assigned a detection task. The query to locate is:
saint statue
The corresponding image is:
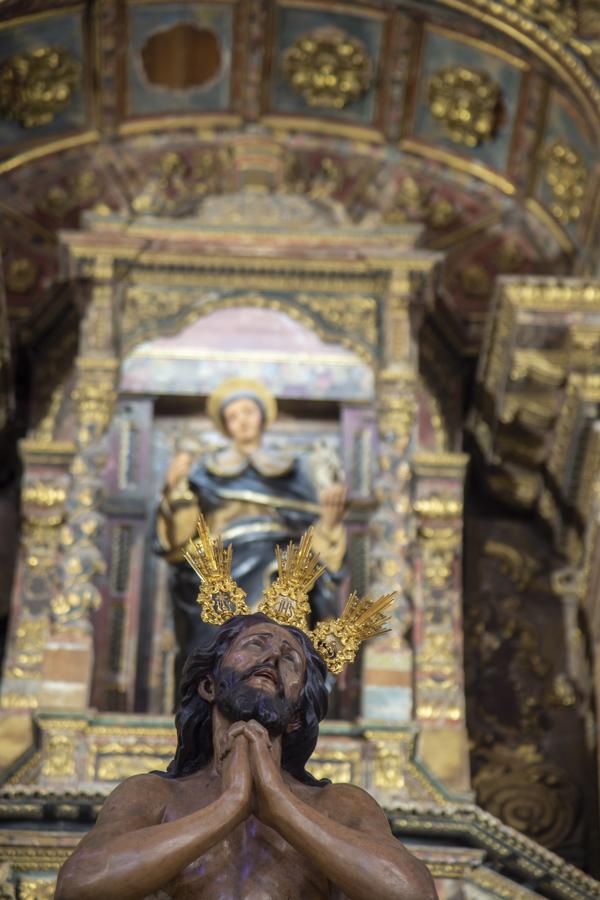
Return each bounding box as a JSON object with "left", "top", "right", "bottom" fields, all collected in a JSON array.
[
  {"left": 56, "top": 520, "right": 438, "bottom": 899},
  {"left": 155, "top": 378, "right": 347, "bottom": 679}
]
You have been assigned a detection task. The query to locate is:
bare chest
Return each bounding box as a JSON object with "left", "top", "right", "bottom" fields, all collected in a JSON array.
[{"left": 155, "top": 787, "right": 329, "bottom": 900}]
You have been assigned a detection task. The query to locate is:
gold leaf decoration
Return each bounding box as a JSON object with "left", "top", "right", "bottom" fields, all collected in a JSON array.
[
  {"left": 283, "top": 27, "right": 373, "bottom": 110},
  {"left": 428, "top": 66, "right": 502, "bottom": 147},
  {"left": 4, "top": 258, "right": 37, "bottom": 294},
  {"left": 544, "top": 140, "right": 587, "bottom": 224},
  {"left": 0, "top": 46, "right": 80, "bottom": 128}
]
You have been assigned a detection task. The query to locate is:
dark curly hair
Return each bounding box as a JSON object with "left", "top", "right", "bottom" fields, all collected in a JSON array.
[{"left": 164, "top": 613, "right": 329, "bottom": 785}]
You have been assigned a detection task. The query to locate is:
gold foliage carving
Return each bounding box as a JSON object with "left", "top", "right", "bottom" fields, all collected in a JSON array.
[
  {"left": 38, "top": 170, "right": 100, "bottom": 218},
  {"left": 510, "top": 349, "right": 564, "bottom": 388},
  {"left": 18, "top": 879, "right": 55, "bottom": 900},
  {"left": 473, "top": 746, "right": 580, "bottom": 849},
  {"left": 122, "top": 289, "right": 376, "bottom": 360},
  {"left": 503, "top": 280, "right": 600, "bottom": 307},
  {"left": 0, "top": 693, "right": 39, "bottom": 710},
  {"left": 544, "top": 140, "right": 587, "bottom": 224},
  {"left": 5, "top": 258, "right": 38, "bottom": 294},
  {"left": 377, "top": 373, "right": 416, "bottom": 453},
  {"left": 0, "top": 46, "right": 80, "bottom": 128},
  {"left": 428, "top": 66, "right": 502, "bottom": 147},
  {"left": 307, "top": 750, "right": 359, "bottom": 784},
  {"left": 426, "top": 197, "right": 457, "bottom": 230},
  {"left": 383, "top": 177, "right": 428, "bottom": 225},
  {"left": 483, "top": 540, "right": 539, "bottom": 590},
  {"left": 97, "top": 755, "right": 171, "bottom": 781},
  {"left": 282, "top": 27, "right": 373, "bottom": 109},
  {"left": 372, "top": 744, "right": 406, "bottom": 790},
  {"left": 295, "top": 293, "right": 377, "bottom": 348},
  {"left": 72, "top": 359, "right": 118, "bottom": 448},
  {"left": 131, "top": 151, "right": 224, "bottom": 217},
  {"left": 459, "top": 263, "right": 492, "bottom": 298},
  {"left": 307, "top": 759, "right": 353, "bottom": 782},
  {"left": 413, "top": 495, "right": 463, "bottom": 518},
  {"left": 10, "top": 617, "right": 46, "bottom": 673},
  {"left": 22, "top": 481, "right": 66, "bottom": 508},
  {"left": 41, "top": 734, "right": 76, "bottom": 779}
]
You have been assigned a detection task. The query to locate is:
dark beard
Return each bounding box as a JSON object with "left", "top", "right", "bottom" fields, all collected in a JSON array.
[{"left": 214, "top": 664, "right": 297, "bottom": 736}]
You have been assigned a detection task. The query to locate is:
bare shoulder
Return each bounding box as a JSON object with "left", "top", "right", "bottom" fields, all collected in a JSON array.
[
  {"left": 314, "top": 782, "right": 392, "bottom": 833},
  {"left": 94, "top": 773, "right": 174, "bottom": 829}
]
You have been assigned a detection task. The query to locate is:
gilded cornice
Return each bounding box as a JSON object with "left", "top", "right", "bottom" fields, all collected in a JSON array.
[
  {"left": 0, "top": 798, "right": 597, "bottom": 899},
  {"left": 389, "top": 801, "right": 600, "bottom": 900},
  {"left": 470, "top": 276, "right": 600, "bottom": 559},
  {"left": 412, "top": 452, "right": 470, "bottom": 479}
]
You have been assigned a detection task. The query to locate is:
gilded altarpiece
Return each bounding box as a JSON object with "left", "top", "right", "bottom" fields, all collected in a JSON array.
[
  {"left": 4, "top": 214, "right": 600, "bottom": 898},
  {"left": 0, "top": 206, "right": 475, "bottom": 773}
]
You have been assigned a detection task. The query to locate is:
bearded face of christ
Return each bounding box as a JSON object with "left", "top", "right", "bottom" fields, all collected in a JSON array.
[{"left": 211, "top": 622, "right": 307, "bottom": 736}]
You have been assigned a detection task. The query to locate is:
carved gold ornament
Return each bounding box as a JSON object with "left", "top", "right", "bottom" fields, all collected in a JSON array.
[
  {"left": 473, "top": 747, "right": 579, "bottom": 849},
  {"left": 428, "top": 66, "right": 502, "bottom": 147},
  {"left": 460, "top": 262, "right": 492, "bottom": 298},
  {"left": 183, "top": 517, "right": 251, "bottom": 625},
  {"left": 41, "top": 733, "right": 76, "bottom": 779},
  {"left": 184, "top": 515, "right": 394, "bottom": 673},
  {"left": 282, "top": 27, "right": 373, "bottom": 110},
  {"left": 259, "top": 530, "right": 325, "bottom": 629},
  {"left": 16, "top": 880, "right": 55, "bottom": 900},
  {"left": 5, "top": 257, "right": 38, "bottom": 293},
  {"left": 544, "top": 140, "right": 587, "bottom": 224},
  {"left": 0, "top": 46, "right": 80, "bottom": 128},
  {"left": 311, "top": 591, "right": 394, "bottom": 675}
]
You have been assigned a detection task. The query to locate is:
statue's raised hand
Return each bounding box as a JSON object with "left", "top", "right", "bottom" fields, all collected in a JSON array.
[
  {"left": 318, "top": 482, "right": 347, "bottom": 530},
  {"left": 165, "top": 452, "right": 193, "bottom": 492}
]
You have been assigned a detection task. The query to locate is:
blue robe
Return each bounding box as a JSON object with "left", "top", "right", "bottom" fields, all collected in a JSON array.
[{"left": 155, "top": 452, "right": 342, "bottom": 683}]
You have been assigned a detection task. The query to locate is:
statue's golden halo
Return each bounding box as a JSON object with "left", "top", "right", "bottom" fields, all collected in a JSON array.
[{"left": 206, "top": 378, "right": 278, "bottom": 434}]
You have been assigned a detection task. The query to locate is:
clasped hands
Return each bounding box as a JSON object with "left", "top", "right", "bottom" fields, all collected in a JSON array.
[{"left": 218, "top": 720, "right": 289, "bottom": 829}]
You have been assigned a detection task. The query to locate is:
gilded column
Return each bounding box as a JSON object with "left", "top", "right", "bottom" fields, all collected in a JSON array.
[
  {"left": 0, "top": 459, "right": 70, "bottom": 711},
  {"left": 40, "top": 257, "right": 119, "bottom": 709},
  {"left": 361, "top": 269, "right": 416, "bottom": 721},
  {"left": 412, "top": 452, "right": 470, "bottom": 793}
]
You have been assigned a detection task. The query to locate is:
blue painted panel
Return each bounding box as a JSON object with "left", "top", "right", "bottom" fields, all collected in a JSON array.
[
  {"left": 414, "top": 29, "right": 523, "bottom": 172},
  {"left": 271, "top": 5, "right": 383, "bottom": 125},
  {"left": 362, "top": 685, "right": 412, "bottom": 721}
]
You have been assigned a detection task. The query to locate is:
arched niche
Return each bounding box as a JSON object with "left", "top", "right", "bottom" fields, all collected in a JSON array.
[{"left": 104, "top": 305, "right": 375, "bottom": 715}]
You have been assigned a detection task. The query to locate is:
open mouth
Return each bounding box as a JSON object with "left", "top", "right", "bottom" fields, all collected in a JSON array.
[{"left": 248, "top": 667, "right": 279, "bottom": 687}]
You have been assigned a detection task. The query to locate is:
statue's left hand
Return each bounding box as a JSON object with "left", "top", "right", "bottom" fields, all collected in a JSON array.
[
  {"left": 318, "top": 483, "right": 347, "bottom": 529},
  {"left": 237, "top": 719, "right": 289, "bottom": 828}
]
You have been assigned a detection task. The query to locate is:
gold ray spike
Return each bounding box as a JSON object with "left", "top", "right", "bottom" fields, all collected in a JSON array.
[
  {"left": 183, "top": 515, "right": 249, "bottom": 625},
  {"left": 311, "top": 592, "right": 396, "bottom": 675},
  {"left": 183, "top": 516, "right": 396, "bottom": 674},
  {"left": 257, "top": 528, "right": 325, "bottom": 630}
]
